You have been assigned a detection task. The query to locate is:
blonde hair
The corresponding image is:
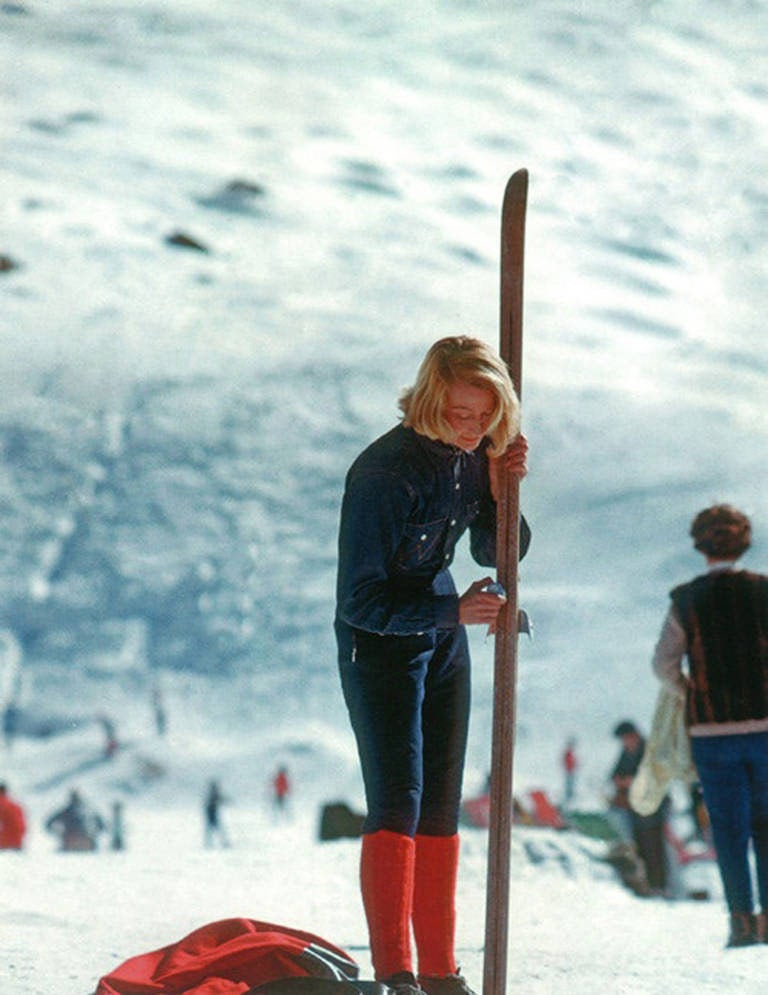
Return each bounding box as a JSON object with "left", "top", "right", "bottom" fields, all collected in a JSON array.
[{"left": 399, "top": 336, "right": 520, "bottom": 458}]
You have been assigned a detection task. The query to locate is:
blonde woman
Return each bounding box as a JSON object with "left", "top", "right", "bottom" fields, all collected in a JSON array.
[{"left": 335, "top": 337, "right": 530, "bottom": 995}]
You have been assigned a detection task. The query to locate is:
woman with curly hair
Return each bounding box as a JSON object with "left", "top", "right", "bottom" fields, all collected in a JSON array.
[{"left": 652, "top": 504, "right": 768, "bottom": 947}]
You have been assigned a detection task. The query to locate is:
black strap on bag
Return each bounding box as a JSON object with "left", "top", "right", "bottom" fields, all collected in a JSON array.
[{"left": 250, "top": 979, "right": 390, "bottom": 995}]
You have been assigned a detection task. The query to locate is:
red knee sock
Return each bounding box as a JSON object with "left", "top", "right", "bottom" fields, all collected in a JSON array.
[
  {"left": 360, "top": 829, "right": 415, "bottom": 980},
  {"left": 412, "top": 833, "right": 460, "bottom": 977}
]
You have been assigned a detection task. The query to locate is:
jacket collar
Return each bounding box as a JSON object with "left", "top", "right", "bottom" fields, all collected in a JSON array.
[{"left": 403, "top": 424, "right": 488, "bottom": 460}]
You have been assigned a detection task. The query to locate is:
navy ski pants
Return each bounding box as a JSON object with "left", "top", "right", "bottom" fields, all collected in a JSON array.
[{"left": 338, "top": 625, "right": 471, "bottom": 838}]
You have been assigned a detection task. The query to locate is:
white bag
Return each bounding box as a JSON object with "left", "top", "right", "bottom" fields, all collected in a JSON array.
[{"left": 629, "top": 685, "right": 697, "bottom": 816}]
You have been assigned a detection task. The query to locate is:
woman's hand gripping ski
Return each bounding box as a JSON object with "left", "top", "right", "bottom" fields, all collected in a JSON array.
[{"left": 460, "top": 433, "right": 528, "bottom": 636}]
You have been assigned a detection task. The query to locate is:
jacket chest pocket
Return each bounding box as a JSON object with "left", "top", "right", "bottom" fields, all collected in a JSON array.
[
  {"left": 465, "top": 499, "right": 480, "bottom": 522},
  {"left": 394, "top": 518, "right": 448, "bottom": 570}
]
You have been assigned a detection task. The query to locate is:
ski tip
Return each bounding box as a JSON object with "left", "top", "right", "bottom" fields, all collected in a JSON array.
[{"left": 504, "top": 168, "right": 529, "bottom": 200}]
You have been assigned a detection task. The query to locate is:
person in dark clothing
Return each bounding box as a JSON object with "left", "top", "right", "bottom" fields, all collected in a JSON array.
[
  {"left": 653, "top": 504, "right": 768, "bottom": 947},
  {"left": 2, "top": 702, "right": 20, "bottom": 749},
  {"left": 110, "top": 801, "right": 126, "bottom": 851},
  {"left": 152, "top": 685, "right": 168, "bottom": 737},
  {"left": 204, "top": 779, "right": 230, "bottom": 848},
  {"left": 45, "top": 788, "right": 106, "bottom": 852},
  {"left": 336, "top": 336, "right": 529, "bottom": 995},
  {"left": 609, "top": 720, "right": 669, "bottom": 896}
]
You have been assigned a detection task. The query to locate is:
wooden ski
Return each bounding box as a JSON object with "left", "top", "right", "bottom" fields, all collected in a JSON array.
[{"left": 482, "top": 168, "right": 529, "bottom": 995}]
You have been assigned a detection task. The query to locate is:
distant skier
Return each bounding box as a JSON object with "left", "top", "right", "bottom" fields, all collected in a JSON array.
[
  {"left": 0, "top": 782, "right": 27, "bottom": 850},
  {"left": 45, "top": 788, "right": 106, "bottom": 852},
  {"left": 204, "top": 779, "right": 230, "bottom": 848},
  {"left": 151, "top": 684, "right": 167, "bottom": 737},
  {"left": 96, "top": 714, "right": 119, "bottom": 758},
  {"left": 110, "top": 801, "right": 126, "bottom": 851},
  {"left": 335, "top": 337, "right": 530, "bottom": 995},
  {"left": 272, "top": 765, "right": 290, "bottom": 815},
  {"left": 2, "top": 701, "right": 20, "bottom": 749},
  {"left": 561, "top": 737, "right": 578, "bottom": 809}
]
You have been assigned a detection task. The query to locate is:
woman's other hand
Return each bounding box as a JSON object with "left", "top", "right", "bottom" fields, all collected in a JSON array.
[{"left": 459, "top": 577, "right": 507, "bottom": 626}]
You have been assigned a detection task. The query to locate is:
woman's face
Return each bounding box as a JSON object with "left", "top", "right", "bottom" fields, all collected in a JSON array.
[{"left": 443, "top": 381, "right": 495, "bottom": 451}]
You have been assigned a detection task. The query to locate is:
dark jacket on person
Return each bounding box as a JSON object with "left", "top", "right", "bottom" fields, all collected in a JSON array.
[
  {"left": 335, "top": 424, "right": 530, "bottom": 640},
  {"left": 671, "top": 569, "right": 768, "bottom": 727},
  {"left": 611, "top": 738, "right": 646, "bottom": 810},
  {"left": 46, "top": 795, "right": 105, "bottom": 851}
]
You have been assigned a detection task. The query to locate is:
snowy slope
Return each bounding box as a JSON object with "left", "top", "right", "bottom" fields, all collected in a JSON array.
[
  {"left": 2, "top": 1, "right": 768, "bottom": 991},
  {"left": 1, "top": 0, "right": 767, "bottom": 771},
  {"left": 3, "top": 722, "right": 766, "bottom": 995}
]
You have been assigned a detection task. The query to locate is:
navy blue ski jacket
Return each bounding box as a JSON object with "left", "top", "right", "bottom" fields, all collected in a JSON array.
[{"left": 335, "top": 424, "right": 530, "bottom": 638}]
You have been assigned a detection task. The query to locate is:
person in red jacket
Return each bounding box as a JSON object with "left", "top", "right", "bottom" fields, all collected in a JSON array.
[
  {"left": 272, "top": 765, "right": 290, "bottom": 813},
  {"left": 0, "top": 782, "right": 27, "bottom": 850},
  {"left": 561, "top": 737, "right": 578, "bottom": 809}
]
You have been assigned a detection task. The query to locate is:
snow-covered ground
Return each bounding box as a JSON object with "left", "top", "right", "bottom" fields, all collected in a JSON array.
[
  {"left": 3, "top": 719, "right": 767, "bottom": 995},
  {"left": 2, "top": 0, "right": 767, "bottom": 759}
]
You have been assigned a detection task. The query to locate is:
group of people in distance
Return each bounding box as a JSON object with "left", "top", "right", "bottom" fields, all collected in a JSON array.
[
  {"left": 0, "top": 786, "right": 109, "bottom": 853},
  {"left": 203, "top": 768, "right": 292, "bottom": 848},
  {"left": 335, "top": 336, "right": 768, "bottom": 995},
  {"left": 0, "top": 766, "right": 293, "bottom": 856}
]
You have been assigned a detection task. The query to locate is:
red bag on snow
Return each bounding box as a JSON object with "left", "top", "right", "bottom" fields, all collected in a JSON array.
[{"left": 95, "top": 917, "right": 359, "bottom": 995}]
